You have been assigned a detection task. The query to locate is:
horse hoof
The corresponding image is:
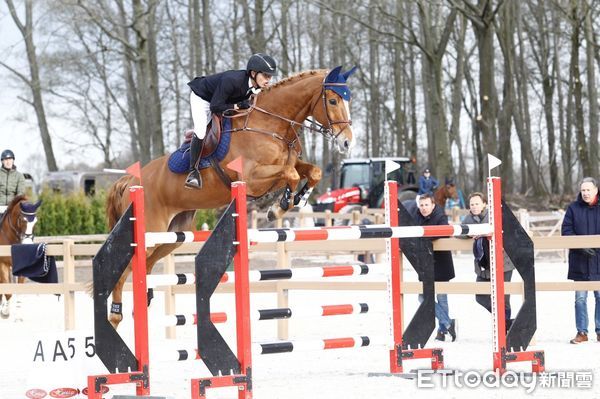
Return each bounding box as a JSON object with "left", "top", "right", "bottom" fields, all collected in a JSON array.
[
  {"left": 0, "top": 303, "right": 9, "bottom": 319},
  {"left": 267, "top": 209, "right": 276, "bottom": 222}
]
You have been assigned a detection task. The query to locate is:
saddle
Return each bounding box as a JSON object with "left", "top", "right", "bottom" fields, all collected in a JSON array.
[
  {"left": 185, "top": 114, "right": 223, "bottom": 158},
  {"left": 168, "top": 115, "right": 232, "bottom": 176}
]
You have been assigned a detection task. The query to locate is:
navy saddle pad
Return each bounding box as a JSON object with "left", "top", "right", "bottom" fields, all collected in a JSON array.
[{"left": 168, "top": 117, "right": 232, "bottom": 174}]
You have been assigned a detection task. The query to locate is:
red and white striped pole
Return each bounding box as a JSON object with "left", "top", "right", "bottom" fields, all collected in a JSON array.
[
  {"left": 232, "top": 181, "right": 253, "bottom": 399},
  {"left": 385, "top": 181, "right": 403, "bottom": 373},
  {"left": 489, "top": 176, "right": 507, "bottom": 372},
  {"left": 130, "top": 186, "right": 151, "bottom": 395}
]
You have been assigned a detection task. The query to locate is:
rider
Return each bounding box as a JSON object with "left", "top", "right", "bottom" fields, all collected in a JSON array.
[
  {"left": 0, "top": 149, "right": 26, "bottom": 208},
  {"left": 185, "top": 53, "right": 278, "bottom": 189},
  {"left": 418, "top": 167, "right": 439, "bottom": 196}
]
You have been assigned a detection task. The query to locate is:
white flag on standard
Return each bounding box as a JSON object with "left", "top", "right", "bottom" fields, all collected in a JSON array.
[
  {"left": 385, "top": 160, "right": 400, "bottom": 178},
  {"left": 487, "top": 154, "right": 502, "bottom": 171}
]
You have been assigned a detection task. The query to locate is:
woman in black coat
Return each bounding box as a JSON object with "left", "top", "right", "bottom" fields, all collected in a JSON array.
[{"left": 561, "top": 177, "right": 600, "bottom": 344}]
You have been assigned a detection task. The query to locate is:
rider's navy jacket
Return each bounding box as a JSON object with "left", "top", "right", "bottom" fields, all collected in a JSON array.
[{"left": 188, "top": 70, "right": 251, "bottom": 114}]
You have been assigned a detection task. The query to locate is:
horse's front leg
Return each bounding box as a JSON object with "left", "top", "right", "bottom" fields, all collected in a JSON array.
[
  {"left": 293, "top": 159, "right": 322, "bottom": 208},
  {"left": 248, "top": 164, "right": 300, "bottom": 221}
]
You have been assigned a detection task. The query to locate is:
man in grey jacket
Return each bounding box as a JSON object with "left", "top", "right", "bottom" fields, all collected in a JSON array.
[
  {"left": 463, "top": 192, "right": 515, "bottom": 328},
  {"left": 0, "top": 149, "right": 25, "bottom": 207}
]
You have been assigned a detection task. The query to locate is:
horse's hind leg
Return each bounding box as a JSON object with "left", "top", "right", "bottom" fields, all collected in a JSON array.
[{"left": 109, "top": 266, "right": 130, "bottom": 329}]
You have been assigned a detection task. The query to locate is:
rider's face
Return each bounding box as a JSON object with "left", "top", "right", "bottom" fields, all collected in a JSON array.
[
  {"left": 255, "top": 72, "right": 273, "bottom": 88},
  {"left": 1, "top": 158, "right": 14, "bottom": 169}
]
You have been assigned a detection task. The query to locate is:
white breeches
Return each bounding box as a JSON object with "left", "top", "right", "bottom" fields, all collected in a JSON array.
[{"left": 190, "top": 92, "right": 211, "bottom": 139}]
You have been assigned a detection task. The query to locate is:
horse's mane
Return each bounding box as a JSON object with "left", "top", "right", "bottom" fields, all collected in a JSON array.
[
  {"left": 6, "top": 194, "right": 26, "bottom": 212},
  {"left": 262, "top": 69, "right": 326, "bottom": 93}
]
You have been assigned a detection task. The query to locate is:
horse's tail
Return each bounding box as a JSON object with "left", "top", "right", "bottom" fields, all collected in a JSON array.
[{"left": 106, "top": 175, "right": 133, "bottom": 229}]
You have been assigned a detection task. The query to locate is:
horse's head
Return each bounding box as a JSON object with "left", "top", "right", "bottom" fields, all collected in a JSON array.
[
  {"left": 313, "top": 66, "right": 357, "bottom": 154},
  {"left": 15, "top": 197, "right": 42, "bottom": 243},
  {"left": 444, "top": 178, "right": 459, "bottom": 200}
]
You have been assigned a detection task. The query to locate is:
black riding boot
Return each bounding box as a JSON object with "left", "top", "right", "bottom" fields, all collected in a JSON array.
[{"left": 185, "top": 135, "right": 204, "bottom": 189}]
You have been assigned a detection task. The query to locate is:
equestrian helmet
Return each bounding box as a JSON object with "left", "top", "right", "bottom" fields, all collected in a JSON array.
[
  {"left": 246, "top": 53, "right": 277, "bottom": 76},
  {"left": 1, "top": 149, "right": 15, "bottom": 160}
]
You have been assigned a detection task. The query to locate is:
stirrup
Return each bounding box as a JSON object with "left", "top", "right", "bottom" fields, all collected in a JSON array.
[{"left": 185, "top": 169, "right": 202, "bottom": 189}]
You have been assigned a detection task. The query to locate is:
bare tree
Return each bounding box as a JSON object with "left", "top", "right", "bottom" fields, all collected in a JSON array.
[{"left": 2, "top": 0, "right": 58, "bottom": 171}]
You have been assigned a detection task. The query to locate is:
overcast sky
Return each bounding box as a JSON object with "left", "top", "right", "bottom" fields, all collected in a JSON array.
[{"left": 0, "top": 3, "right": 103, "bottom": 182}]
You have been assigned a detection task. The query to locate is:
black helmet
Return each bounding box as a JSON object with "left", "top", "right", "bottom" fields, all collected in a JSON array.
[
  {"left": 1, "top": 149, "right": 14, "bottom": 160},
  {"left": 246, "top": 53, "right": 277, "bottom": 76}
]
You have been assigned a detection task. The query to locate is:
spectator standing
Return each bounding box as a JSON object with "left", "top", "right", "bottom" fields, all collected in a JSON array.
[
  {"left": 561, "top": 177, "right": 600, "bottom": 344},
  {"left": 0, "top": 149, "right": 25, "bottom": 208},
  {"left": 412, "top": 193, "right": 457, "bottom": 341},
  {"left": 418, "top": 168, "right": 439, "bottom": 196},
  {"left": 462, "top": 192, "right": 515, "bottom": 329}
]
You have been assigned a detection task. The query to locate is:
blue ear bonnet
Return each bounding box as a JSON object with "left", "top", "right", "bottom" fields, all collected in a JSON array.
[
  {"left": 324, "top": 66, "right": 358, "bottom": 101},
  {"left": 20, "top": 200, "right": 42, "bottom": 221}
]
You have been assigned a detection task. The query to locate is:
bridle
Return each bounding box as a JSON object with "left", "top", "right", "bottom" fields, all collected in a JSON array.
[
  {"left": 224, "top": 75, "right": 352, "bottom": 156},
  {"left": 1, "top": 205, "right": 36, "bottom": 243},
  {"left": 308, "top": 81, "right": 353, "bottom": 143}
]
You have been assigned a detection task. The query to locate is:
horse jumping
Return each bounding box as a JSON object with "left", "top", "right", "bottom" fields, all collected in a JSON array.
[
  {"left": 104, "top": 66, "right": 357, "bottom": 328},
  {"left": 0, "top": 195, "right": 42, "bottom": 318}
]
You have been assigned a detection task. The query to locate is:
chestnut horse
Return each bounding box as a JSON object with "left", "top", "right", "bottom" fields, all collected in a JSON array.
[
  {"left": 0, "top": 195, "right": 42, "bottom": 318},
  {"left": 104, "top": 66, "right": 356, "bottom": 328}
]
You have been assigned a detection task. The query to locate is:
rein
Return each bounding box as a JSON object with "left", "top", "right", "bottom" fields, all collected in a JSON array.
[{"left": 223, "top": 78, "right": 353, "bottom": 156}]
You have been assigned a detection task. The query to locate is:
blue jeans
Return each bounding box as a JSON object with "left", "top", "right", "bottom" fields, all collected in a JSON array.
[
  {"left": 419, "top": 293, "right": 451, "bottom": 332},
  {"left": 575, "top": 290, "right": 600, "bottom": 334}
]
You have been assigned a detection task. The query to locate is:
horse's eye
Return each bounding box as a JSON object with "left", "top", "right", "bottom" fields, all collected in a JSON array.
[{"left": 328, "top": 98, "right": 337, "bottom": 105}]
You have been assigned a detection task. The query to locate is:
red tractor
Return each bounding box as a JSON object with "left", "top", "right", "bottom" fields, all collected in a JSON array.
[{"left": 313, "top": 157, "right": 419, "bottom": 217}]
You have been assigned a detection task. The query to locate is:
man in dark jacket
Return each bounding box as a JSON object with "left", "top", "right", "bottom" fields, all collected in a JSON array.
[
  {"left": 561, "top": 177, "right": 600, "bottom": 344},
  {"left": 413, "top": 193, "right": 457, "bottom": 341},
  {"left": 185, "top": 53, "right": 277, "bottom": 189}
]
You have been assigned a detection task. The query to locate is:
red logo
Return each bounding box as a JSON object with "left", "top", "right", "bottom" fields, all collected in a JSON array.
[
  {"left": 49, "top": 387, "right": 79, "bottom": 398},
  {"left": 25, "top": 389, "right": 47, "bottom": 399}
]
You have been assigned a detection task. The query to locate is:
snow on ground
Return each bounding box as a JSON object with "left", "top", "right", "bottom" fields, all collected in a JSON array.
[{"left": 1, "top": 253, "right": 599, "bottom": 398}]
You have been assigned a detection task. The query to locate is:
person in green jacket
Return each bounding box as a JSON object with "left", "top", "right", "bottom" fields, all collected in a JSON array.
[{"left": 0, "top": 149, "right": 25, "bottom": 207}]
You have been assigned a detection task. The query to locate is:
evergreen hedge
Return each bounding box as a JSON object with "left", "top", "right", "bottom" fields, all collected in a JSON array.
[{"left": 35, "top": 190, "right": 217, "bottom": 236}]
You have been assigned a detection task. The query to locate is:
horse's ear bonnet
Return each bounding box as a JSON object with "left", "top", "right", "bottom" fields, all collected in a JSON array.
[
  {"left": 324, "top": 65, "right": 358, "bottom": 101},
  {"left": 20, "top": 200, "right": 42, "bottom": 222}
]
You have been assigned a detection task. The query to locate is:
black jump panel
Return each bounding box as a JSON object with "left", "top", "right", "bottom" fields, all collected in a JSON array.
[
  {"left": 502, "top": 200, "right": 537, "bottom": 351},
  {"left": 196, "top": 200, "right": 240, "bottom": 376},
  {"left": 92, "top": 204, "right": 137, "bottom": 373}
]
